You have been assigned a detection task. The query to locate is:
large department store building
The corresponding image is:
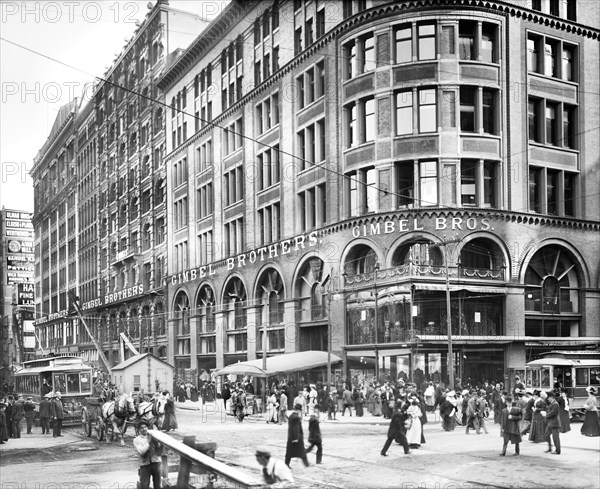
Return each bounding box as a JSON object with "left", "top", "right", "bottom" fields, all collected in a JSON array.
[
  {"left": 159, "top": 0, "right": 599, "bottom": 388},
  {"left": 31, "top": 0, "right": 205, "bottom": 372}
]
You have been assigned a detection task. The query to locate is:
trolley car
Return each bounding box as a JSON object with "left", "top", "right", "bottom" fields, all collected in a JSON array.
[
  {"left": 14, "top": 355, "right": 94, "bottom": 425},
  {"left": 525, "top": 350, "right": 600, "bottom": 416}
]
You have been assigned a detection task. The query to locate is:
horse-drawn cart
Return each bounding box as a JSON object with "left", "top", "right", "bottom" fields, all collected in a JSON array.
[{"left": 81, "top": 397, "right": 106, "bottom": 440}]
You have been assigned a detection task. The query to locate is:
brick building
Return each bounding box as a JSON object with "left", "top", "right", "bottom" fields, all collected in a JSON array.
[
  {"left": 31, "top": 0, "right": 205, "bottom": 372},
  {"left": 158, "top": 0, "right": 599, "bottom": 388}
]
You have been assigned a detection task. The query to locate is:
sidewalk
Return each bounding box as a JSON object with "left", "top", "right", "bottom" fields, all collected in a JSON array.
[
  {"left": 175, "top": 399, "right": 444, "bottom": 425},
  {"left": 0, "top": 429, "right": 82, "bottom": 452}
]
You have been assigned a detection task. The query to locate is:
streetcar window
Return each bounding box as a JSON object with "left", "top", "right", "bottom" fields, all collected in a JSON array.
[
  {"left": 541, "top": 368, "right": 550, "bottom": 387},
  {"left": 54, "top": 374, "right": 66, "bottom": 394},
  {"left": 526, "top": 368, "right": 540, "bottom": 387},
  {"left": 591, "top": 368, "right": 600, "bottom": 386},
  {"left": 80, "top": 372, "right": 91, "bottom": 393},
  {"left": 67, "top": 373, "right": 80, "bottom": 394},
  {"left": 575, "top": 368, "right": 589, "bottom": 386}
]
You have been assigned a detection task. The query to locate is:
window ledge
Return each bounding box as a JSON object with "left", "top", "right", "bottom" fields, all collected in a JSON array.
[
  {"left": 296, "top": 96, "right": 325, "bottom": 116},
  {"left": 528, "top": 142, "right": 579, "bottom": 154}
]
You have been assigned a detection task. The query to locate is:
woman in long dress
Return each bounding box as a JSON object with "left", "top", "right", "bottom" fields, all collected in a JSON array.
[
  {"left": 266, "top": 392, "right": 278, "bottom": 424},
  {"left": 529, "top": 390, "right": 546, "bottom": 443},
  {"left": 424, "top": 383, "right": 435, "bottom": 412},
  {"left": 161, "top": 392, "right": 178, "bottom": 432},
  {"left": 581, "top": 386, "right": 600, "bottom": 437},
  {"left": 406, "top": 398, "right": 423, "bottom": 448},
  {"left": 371, "top": 389, "right": 382, "bottom": 417},
  {"left": 441, "top": 391, "right": 457, "bottom": 431}
]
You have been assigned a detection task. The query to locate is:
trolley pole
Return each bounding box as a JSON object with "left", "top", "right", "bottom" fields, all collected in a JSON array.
[{"left": 68, "top": 291, "right": 112, "bottom": 374}]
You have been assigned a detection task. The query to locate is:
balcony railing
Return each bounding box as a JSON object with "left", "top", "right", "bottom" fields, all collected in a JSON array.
[
  {"left": 345, "top": 264, "right": 505, "bottom": 285},
  {"left": 111, "top": 248, "right": 139, "bottom": 267}
]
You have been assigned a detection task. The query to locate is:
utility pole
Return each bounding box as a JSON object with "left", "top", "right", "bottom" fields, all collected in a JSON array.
[{"left": 430, "top": 237, "right": 462, "bottom": 390}]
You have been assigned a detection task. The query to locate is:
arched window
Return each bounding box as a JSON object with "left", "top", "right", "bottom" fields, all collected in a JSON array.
[
  {"left": 257, "top": 269, "right": 284, "bottom": 326},
  {"left": 525, "top": 246, "right": 579, "bottom": 314},
  {"left": 310, "top": 283, "right": 324, "bottom": 320},
  {"left": 223, "top": 277, "right": 247, "bottom": 331},
  {"left": 119, "top": 311, "right": 127, "bottom": 337},
  {"left": 524, "top": 245, "right": 581, "bottom": 337},
  {"left": 392, "top": 240, "right": 442, "bottom": 267},
  {"left": 130, "top": 308, "right": 139, "bottom": 338},
  {"left": 196, "top": 284, "right": 215, "bottom": 333},
  {"left": 344, "top": 244, "right": 378, "bottom": 276},
  {"left": 174, "top": 291, "right": 190, "bottom": 336},
  {"left": 223, "top": 277, "right": 248, "bottom": 353},
  {"left": 155, "top": 302, "right": 165, "bottom": 336},
  {"left": 110, "top": 314, "right": 118, "bottom": 341},
  {"left": 459, "top": 238, "right": 504, "bottom": 279},
  {"left": 141, "top": 305, "right": 151, "bottom": 341},
  {"left": 295, "top": 258, "right": 326, "bottom": 322}
]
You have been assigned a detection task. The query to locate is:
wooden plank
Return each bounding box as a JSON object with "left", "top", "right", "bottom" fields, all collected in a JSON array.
[{"left": 149, "top": 430, "right": 262, "bottom": 487}]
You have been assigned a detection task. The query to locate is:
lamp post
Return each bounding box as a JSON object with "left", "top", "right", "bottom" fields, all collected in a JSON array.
[
  {"left": 373, "top": 262, "right": 380, "bottom": 381},
  {"left": 326, "top": 268, "right": 338, "bottom": 392},
  {"left": 444, "top": 243, "right": 454, "bottom": 391}
]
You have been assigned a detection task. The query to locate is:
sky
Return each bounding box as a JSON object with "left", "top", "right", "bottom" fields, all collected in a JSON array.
[{"left": 0, "top": 0, "right": 229, "bottom": 212}]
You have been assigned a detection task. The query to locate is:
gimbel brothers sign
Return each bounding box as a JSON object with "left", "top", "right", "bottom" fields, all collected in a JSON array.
[{"left": 170, "top": 215, "right": 492, "bottom": 286}]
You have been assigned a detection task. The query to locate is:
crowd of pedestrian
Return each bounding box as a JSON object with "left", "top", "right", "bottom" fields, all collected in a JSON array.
[{"left": 0, "top": 390, "right": 67, "bottom": 443}]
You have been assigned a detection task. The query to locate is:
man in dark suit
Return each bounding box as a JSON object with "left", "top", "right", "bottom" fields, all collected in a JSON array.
[
  {"left": 23, "top": 397, "right": 36, "bottom": 434},
  {"left": 11, "top": 395, "right": 25, "bottom": 438},
  {"left": 285, "top": 403, "right": 309, "bottom": 467},
  {"left": 50, "top": 392, "right": 64, "bottom": 437},
  {"left": 381, "top": 400, "right": 410, "bottom": 456},
  {"left": 39, "top": 393, "right": 52, "bottom": 434},
  {"left": 544, "top": 390, "right": 561, "bottom": 454}
]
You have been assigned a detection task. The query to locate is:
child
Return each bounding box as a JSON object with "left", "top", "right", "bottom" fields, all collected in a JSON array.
[
  {"left": 500, "top": 396, "right": 522, "bottom": 456},
  {"left": 306, "top": 406, "right": 323, "bottom": 464},
  {"left": 326, "top": 390, "right": 337, "bottom": 420}
]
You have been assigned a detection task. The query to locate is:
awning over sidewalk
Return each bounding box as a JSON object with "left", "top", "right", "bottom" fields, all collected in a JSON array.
[{"left": 216, "top": 350, "right": 342, "bottom": 377}]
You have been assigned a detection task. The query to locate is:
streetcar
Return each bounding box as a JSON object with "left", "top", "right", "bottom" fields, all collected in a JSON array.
[
  {"left": 14, "top": 355, "right": 94, "bottom": 424},
  {"left": 525, "top": 350, "right": 600, "bottom": 416}
]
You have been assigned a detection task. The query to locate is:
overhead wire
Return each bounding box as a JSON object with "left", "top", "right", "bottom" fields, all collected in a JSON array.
[
  {"left": 2, "top": 33, "right": 598, "bottom": 226},
  {"left": 2, "top": 9, "right": 599, "bottom": 312}
]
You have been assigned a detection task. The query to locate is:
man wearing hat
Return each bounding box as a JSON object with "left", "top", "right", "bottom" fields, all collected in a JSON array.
[
  {"left": 381, "top": 400, "right": 410, "bottom": 457},
  {"left": 284, "top": 404, "right": 309, "bottom": 468},
  {"left": 23, "top": 396, "right": 36, "bottom": 434},
  {"left": 519, "top": 390, "right": 534, "bottom": 436},
  {"left": 11, "top": 394, "right": 25, "bottom": 438},
  {"left": 543, "top": 390, "right": 561, "bottom": 454},
  {"left": 255, "top": 446, "right": 294, "bottom": 485},
  {"left": 50, "top": 392, "right": 64, "bottom": 437},
  {"left": 133, "top": 419, "right": 163, "bottom": 489},
  {"left": 0, "top": 401, "right": 8, "bottom": 444},
  {"left": 39, "top": 393, "right": 52, "bottom": 434},
  {"left": 476, "top": 390, "right": 489, "bottom": 434}
]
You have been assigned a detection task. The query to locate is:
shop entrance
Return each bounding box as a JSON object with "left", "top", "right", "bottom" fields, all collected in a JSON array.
[{"left": 460, "top": 348, "right": 504, "bottom": 385}]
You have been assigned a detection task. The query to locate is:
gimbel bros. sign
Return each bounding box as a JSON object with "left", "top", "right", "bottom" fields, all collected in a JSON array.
[
  {"left": 170, "top": 215, "right": 493, "bottom": 287},
  {"left": 351, "top": 216, "right": 492, "bottom": 238}
]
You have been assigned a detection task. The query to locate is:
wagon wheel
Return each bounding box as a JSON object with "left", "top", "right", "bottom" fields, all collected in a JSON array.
[
  {"left": 95, "top": 415, "right": 105, "bottom": 441},
  {"left": 82, "top": 408, "right": 92, "bottom": 437}
]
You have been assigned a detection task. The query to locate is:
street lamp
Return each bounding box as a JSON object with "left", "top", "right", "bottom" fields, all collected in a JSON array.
[
  {"left": 325, "top": 268, "right": 340, "bottom": 392},
  {"left": 373, "top": 262, "right": 380, "bottom": 381}
]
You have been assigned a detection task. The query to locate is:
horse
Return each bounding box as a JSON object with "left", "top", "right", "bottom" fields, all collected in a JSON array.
[
  {"left": 136, "top": 395, "right": 167, "bottom": 433},
  {"left": 101, "top": 393, "right": 136, "bottom": 446}
]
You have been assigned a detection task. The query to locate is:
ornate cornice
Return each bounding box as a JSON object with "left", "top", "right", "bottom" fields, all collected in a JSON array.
[{"left": 318, "top": 208, "right": 600, "bottom": 240}]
